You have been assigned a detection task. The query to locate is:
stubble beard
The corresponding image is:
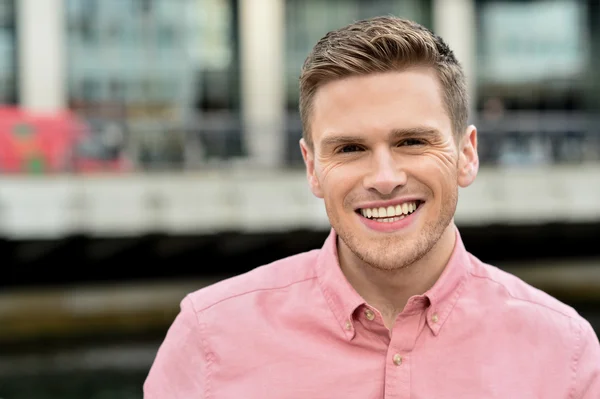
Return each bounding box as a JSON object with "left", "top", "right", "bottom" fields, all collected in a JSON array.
[{"left": 328, "top": 189, "right": 458, "bottom": 273}]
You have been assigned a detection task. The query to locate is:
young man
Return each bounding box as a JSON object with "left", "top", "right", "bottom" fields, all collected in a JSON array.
[{"left": 144, "top": 16, "right": 600, "bottom": 398}]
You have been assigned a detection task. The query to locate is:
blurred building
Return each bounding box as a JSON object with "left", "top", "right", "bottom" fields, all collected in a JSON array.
[
  {"left": 0, "top": 0, "right": 597, "bottom": 169},
  {"left": 0, "top": 0, "right": 598, "bottom": 282}
]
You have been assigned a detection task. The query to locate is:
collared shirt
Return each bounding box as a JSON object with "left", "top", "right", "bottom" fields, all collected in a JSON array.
[{"left": 144, "top": 228, "right": 600, "bottom": 398}]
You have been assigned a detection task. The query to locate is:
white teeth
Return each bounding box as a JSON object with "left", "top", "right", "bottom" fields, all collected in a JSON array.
[
  {"left": 380, "top": 216, "right": 405, "bottom": 223},
  {"left": 360, "top": 201, "right": 419, "bottom": 220}
]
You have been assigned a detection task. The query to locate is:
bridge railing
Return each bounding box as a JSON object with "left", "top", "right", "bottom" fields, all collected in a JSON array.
[{"left": 1, "top": 110, "right": 598, "bottom": 176}]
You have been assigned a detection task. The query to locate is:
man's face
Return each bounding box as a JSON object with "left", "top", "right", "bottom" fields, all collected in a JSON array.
[{"left": 301, "top": 67, "right": 478, "bottom": 271}]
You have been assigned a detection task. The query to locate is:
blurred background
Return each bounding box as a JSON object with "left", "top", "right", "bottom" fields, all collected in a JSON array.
[{"left": 0, "top": 0, "right": 599, "bottom": 397}]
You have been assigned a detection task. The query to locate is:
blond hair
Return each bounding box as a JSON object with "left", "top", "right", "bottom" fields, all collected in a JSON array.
[{"left": 299, "top": 16, "right": 468, "bottom": 148}]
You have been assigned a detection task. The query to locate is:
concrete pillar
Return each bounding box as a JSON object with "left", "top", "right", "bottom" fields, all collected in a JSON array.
[
  {"left": 16, "top": 0, "right": 66, "bottom": 113},
  {"left": 432, "top": 0, "right": 477, "bottom": 118},
  {"left": 239, "top": 0, "right": 285, "bottom": 166}
]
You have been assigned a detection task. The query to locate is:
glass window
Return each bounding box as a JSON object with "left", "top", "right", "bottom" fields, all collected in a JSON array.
[
  {"left": 474, "top": 0, "right": 599, "bottom": 166},
  {"left": 475, "top": 0, "right": 591, "bottom": 111},
  {"left": 195, "top": 0, "right": 238, "bottom": 111},
  {"left": 0, "top": 0, "right": 17, "bottom": 104},
  {"left": 66, "top": 0, "right": 200, "bottom": 116},
  {"left": 65, "top": 0, "right": 239, "bottom": 169}
]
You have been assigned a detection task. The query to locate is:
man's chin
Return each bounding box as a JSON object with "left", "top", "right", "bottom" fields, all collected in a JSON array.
[
  {"left": 360, "top": 249, "right": 421, "bottom": 272},
  {"left": 358, "top": 222, "right": 421, "bottom": 242}
]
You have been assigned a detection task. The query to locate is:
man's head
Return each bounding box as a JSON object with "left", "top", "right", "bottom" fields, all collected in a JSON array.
[{"left": 299, "top": 16, "right": 479, "bottom": 272}]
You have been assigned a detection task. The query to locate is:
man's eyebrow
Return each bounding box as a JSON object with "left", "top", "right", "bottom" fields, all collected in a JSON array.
[
  {"left": 320, "top": 135, "right": 367, "bottom": 150},
  {"left": 319, "top": 126, "right": 443, "bottom": 149},
  {"left": 389, "top": 126, "right": 443, "bottom": 140}
]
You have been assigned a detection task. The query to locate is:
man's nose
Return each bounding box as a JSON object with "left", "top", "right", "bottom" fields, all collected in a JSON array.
[{"left": 363, "top": 150, "right": 407, "bottom": 196}]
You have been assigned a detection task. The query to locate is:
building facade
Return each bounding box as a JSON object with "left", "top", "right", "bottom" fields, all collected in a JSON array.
[{"left": 3, "top": 0, "right": 598, "bottom": 168}]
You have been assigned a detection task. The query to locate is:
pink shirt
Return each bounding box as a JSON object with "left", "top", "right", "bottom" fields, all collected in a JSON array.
[{"left": 144, "top": 228, "right": 600, "bottom": 398}]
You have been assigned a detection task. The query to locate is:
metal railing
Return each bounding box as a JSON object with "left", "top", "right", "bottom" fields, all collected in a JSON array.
[
  {"left": 134, "top": 110, "right": 600, "bottom": 170},
  {"left": 1, "top": 110, "right": 599, "bottom": 175}
]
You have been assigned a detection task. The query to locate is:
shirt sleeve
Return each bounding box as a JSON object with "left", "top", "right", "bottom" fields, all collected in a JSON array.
[
  {"left": 572, "top": 318, "right": 600, "bottom": 399},
  {"left": 143, "top": 295, "right": 207, "bottom": 399}
]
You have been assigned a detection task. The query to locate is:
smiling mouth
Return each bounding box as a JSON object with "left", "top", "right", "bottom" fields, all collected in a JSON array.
[{"left": 356, "top": 200, "right": 423, "bottom": 223}]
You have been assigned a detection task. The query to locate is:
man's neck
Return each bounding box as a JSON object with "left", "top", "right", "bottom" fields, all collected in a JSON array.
[{"left": 339, "top": 224, "right": 457, "bottom": 329}]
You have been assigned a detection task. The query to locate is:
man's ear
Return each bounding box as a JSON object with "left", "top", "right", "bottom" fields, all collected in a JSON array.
[
  {"left": 300, "top": 138, "right": 324, "bottom": 198},
  {"left": 457, "top": 125, "right": 479, "bottom": 188}
]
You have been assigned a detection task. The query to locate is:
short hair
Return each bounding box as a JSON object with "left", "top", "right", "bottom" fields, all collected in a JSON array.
[{"left": 299, "top": 16, "right": 468, "bottom": 148}]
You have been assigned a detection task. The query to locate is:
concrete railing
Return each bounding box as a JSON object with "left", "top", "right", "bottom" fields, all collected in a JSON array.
[{"left": 0, "top": 165, "right": 599, "bottom": 239}]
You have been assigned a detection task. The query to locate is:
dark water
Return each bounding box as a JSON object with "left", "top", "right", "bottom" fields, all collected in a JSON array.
[
  {"left": 0, "top": 371, "right": 147, "bottom": 399},
  {"left": 0, "top": 341, "right": 157, "bottom": 399}
]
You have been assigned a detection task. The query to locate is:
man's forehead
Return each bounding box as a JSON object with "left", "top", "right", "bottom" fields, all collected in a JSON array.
[{"left": 308, "top": 69, "right": 453, "bottom": 148}]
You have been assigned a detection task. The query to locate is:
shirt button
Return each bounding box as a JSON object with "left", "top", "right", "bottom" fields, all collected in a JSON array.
[
  {"left": 432, "top": 313, "right": 439, "bottom": 323},
  {"left": 345, "top": 320, "right": 352, "bottom": 330},
  {"left": 393, "top": 354, "right": 403, "bottom": 366},
  {"left": 365, "top": 308, "right": 375, "bottom": 321}
]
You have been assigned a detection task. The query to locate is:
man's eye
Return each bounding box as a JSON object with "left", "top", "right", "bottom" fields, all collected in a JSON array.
[
  {"left": 338, "top": 145, "right": 363, "bottom": 153},
  {"left": 399, "top": 138, "right": 425, "bottom": 146}
]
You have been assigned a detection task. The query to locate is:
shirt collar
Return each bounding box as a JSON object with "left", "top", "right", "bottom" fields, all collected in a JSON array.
[
  {"left": 315, "top": 229, "right": 365, "bottom": 340},
  {"left": 422, "top": 226, "right": 471, "bottom": 336},
  {"left": 315, "top": 226, "right": 471, "bottom": 340}
]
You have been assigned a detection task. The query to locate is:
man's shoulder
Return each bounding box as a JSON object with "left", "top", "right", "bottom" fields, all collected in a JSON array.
[
  {"left": 469, "top": 256, "right": 599, "bottom": 360},
  {"left": 184, "top": 248, "right": 321, "bottom": 314},
  {"left": 468, "top": 254, "right": 582, "bottom": 323}
]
